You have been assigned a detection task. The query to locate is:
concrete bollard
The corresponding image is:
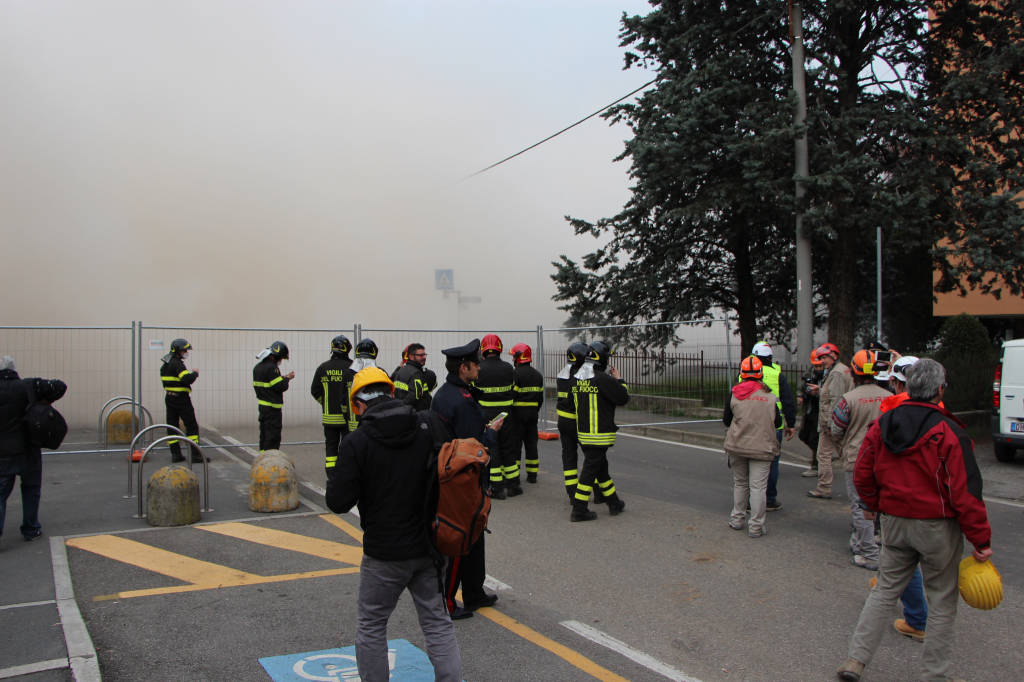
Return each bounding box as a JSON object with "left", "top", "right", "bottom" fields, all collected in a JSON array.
[
  {"left": 249, "top": 451, "right": 299, "bottom": 512},
  {"left": 106, "top": 408, "right": 135, "bottom": 444},
  {"left": 146, "top": 465, "right": 201, "bottom": 526},
  {"left": 253, "top": 448, "right": 295, "bottom": 470}
]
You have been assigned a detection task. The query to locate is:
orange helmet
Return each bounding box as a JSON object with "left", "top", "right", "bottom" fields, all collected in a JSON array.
[
  {"left": 851, "top": 349, "right": 877, "bottom": 376},
  {"left": 481, "top": 334, "right": 503, "bottom": 355},
  {"left": 739, "top": 355, "right": 763, "bottom": 380},
  {"left": 510, "top": 343, "right": 532, "bottom": 364},
  {"left": 815, "top": 342, "right": 839, "bottom": 358},
  {"left": 809, "top": 349, "right": 824, "bottom": 367}
]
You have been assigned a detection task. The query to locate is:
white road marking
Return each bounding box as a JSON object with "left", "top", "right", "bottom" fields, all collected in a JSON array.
[
  {"left": 0, "top": 599, "right": 55, "bottom": 611},
  {"left": 0, "top": 659, "right": 68, "bottom": 679},
  {"left": 50, "top": 536, "right": 101, "bottom": 682},
  {"left": 561, "top": 620, "right": 701, "bottom": 682}
]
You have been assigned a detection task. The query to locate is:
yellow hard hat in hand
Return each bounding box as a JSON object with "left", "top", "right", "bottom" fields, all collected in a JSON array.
[{"left": 959, "top": 556, "right": 1003, "bottom": 610}]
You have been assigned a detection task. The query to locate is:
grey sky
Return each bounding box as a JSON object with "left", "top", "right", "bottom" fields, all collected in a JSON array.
[{"left": 1, "top": 0, "right": 654, "bottom": 330}]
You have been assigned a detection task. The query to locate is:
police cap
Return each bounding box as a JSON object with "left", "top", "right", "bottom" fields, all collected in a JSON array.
[{"left": 441, "top": 338, "right": 481, "bottom": 362}]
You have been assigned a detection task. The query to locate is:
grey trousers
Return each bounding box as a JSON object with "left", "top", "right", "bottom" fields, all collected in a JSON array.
[
  {"left": 729, "top": 455, "right": 771, "bottom": 534},
  {"left": 845, "top": 471, "right": 879, "bottom": 562},
  {"left": 356, "top": 554, "right": 462, "bottom": 682},
  {"left": 847, "top": 516, "right": 964, "bottom": 682}
]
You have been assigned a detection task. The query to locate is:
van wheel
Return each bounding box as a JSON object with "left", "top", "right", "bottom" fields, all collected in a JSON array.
[{"left": 995, "top": 443, "right": 1016, "bottom": 463}]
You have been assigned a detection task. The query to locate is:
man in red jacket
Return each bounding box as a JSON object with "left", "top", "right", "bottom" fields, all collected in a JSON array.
[{"left": 837, "top": 358, "right": 993, "bottom": 682}]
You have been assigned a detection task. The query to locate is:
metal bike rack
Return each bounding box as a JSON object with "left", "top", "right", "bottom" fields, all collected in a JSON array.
[
  {"left": 135, "top": 435, "right": 211, "bottom": 519},
  {"left": 99, "top": 397, "right": 153, "bottom": 448},
  {"left": 125, "top": 423, "right": 187, "bottom": 498}
]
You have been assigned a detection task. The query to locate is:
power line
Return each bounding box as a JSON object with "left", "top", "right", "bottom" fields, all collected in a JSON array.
[{"left": 464, "top": 78, "right": 658, "bottom": 180}]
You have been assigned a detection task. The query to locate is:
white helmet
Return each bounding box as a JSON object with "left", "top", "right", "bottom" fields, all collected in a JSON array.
[
  {"left": 751, "top": 341, "right": 772, "bottom": 359},
  {"left": 890, "top": 356, "right": 920, "bottom": 383}
]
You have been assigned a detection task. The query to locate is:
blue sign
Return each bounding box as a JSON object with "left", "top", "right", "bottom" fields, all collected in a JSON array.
[
  {"left": 435, "top": 269, "right": 454, "bottom": 290},
  {"left": 259, "top": 639, "right": 434, "bottom": 681}
]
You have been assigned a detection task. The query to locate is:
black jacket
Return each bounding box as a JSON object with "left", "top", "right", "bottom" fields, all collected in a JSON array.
[
  {"left": 253, "top": 357, "right": 290, "bottom": 409},
  {"left": 555, "top": 362, "right": 582, "bottom": 419},
  {"left": 160, "top": 355, "right": 198, "bottom": 398},
  {"left": 572, "top": 365, "right": 629, "bottom": 447},
  {"left": 310, "top": 355, "right": 354, "bottom": 427},
  {"left": 474, "top": 355, "right": 514, "bottom": 412},
  {"left": 0, "top": 369, "right": 67, "bottom": 466},
  {"left": 512, "top": 363, "right": 544, "bottom": 410},
  {"left": 393, "top": 360, "right": 434, "bottom": 411},
  {"left": 431, "top": 372, "right": 496, "bottom": 451},
  {"left": 325, "top": 398, "right": 433, "bottom": 561}
]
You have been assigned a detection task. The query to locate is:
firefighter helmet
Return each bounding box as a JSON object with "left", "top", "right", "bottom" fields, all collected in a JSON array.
[
  {"left": 740, "top": 355, "right": 764, "bottom": 380},
  {"left": 587, "top": 340, "right": 613, "bottom": 369},
  {"left": 567, "top": 342, "right": 590, "bottom": 364},
  {"left": 815, "top": 342, "right": 839, "bottom": 358},
  {"left": 331, "top": 335, "right": 352, "bottom": 355},
  {"left": 270, "top": 341, "right": 289, "bottom": 360},
  {"left": 170, "top": 338, "right": 192, "bottom": 355},
  {"left": 481, "top": 334, "right": 503, "bottom": 355},
  {"left": 510, "top": 343, "right": 532, "bottom": 364},
  {"left": 851, "top": 349, "right": 877, "bottom": 376},
  {"left": 355, "top": 338, "right": 378, "bottom": 359},
  {"left": 401, "top": 344, "right": 412, "bottom": 363},
  {"left": 959, "top": 556, "right": 1002, "bottom": 610},
  {"left": 349, "top": 367, "right": 395, "bottom": 402}
]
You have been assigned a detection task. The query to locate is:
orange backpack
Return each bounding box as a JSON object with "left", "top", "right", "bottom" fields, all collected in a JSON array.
[{"left": 432, "top": 437, "right": 491, "bottom": 557}]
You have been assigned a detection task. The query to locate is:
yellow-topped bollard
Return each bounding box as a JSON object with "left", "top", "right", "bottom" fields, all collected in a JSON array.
[
  {"left": 106, "top": 408, "right": 135, "bottom": 444},
  {"left": 146, "top": 465, "right": 201, "bottom": 526},
  {"left": 249, "top": 450, "right": 299, "bottom": 512}
]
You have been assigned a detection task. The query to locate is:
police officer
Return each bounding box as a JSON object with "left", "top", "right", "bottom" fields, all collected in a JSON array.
[
  {"left": 160, "top": 338, "right": 202, "bottom": 463},
  {"left": 311, "top": 335, "right": 355, "bottom": 474},
  {"left": 510, "top": 343, "right": 544, "bottom": 483},
  {"left": 557, "top": 342, "right": 590, "bottom": 500},
  {"left": 430, "top": 339, "right": 503, "bottom": 619},
  {"left": 475, "top": 334, "right": 520, "bottom": 498},
  {"left": 570, "top": 341, "right": 628, "bottom": 521},
  {"left": 393, "top": 343, "right": 434, "bottom": 411},
  {"left": 253, "top": 341, "right": 294, "bottom": 452}
]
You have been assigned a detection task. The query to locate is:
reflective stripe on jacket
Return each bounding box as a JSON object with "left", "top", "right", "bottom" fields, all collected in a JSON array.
[
  {"left": 572, "top": 367, "right": 629, "bottom": 447},
  {"left": 310, "top": 355, "right": 353, "bottom": 426},
  {"left": 161, "top": 357, "right": 197, "bottom": 394},
  {"left": 253, "top": 357, "right": 289, "bottom": 409},
  {"left": 474, "top": 356, "right": 514, "bottom": 409},
  {"left": 512, "top": 364, "right": 544, "bottom": 408}
]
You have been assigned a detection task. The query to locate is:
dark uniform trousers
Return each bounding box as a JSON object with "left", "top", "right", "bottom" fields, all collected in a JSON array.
[
  {"left": 323, "top": 425, "right": 349, "bottom": 473},
  {"left": 482, "top": 406, "right": 520, "bottom": 487},
  {"left": 513, "top": 408, "right": 540, "bottom": 478},
  {"left": 166, "top": 394, "right": 200, "bottom": 462},
  {"left": 444, "top": 535, "right": 488, "bottom": 613},
  {"left": 557, "top": 416, "right": 580, "bottom": 498},
  {"left": 577, "top": 445, "right": 614, "bottom": 504},
  {"left": 259, "top": 405, "right": 283, "bottom": 452}
]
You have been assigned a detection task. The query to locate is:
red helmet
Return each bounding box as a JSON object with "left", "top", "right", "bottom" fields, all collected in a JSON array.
[
  {"left": 851, "top": 349, "right": 877, "bottom": 376},
  {"left": 481, "top": 334, "right": 503, "bottom": 355},
  {"left": 739, "top": 355, "right": 763, "bottom": 380},
  {"left": 814, "top": 342, "right": 839, "bottom": 358},
  {"left": 809, "top": 348, "right": 823, "bottom": 367},
  {"left": 401, "top": 344, "right": 411, "bottom": 363},
  {"left": 510, "top": 343, "right": 532, "bottom": 364}
]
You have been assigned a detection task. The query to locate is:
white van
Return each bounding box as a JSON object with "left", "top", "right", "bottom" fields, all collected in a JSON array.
[{"left": 994, "top": 339, "right": 1024, "bottom": 462}]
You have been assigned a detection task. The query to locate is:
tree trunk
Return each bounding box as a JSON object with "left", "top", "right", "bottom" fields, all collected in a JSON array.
[{"left": 732, "top": 234, "right": 758, "bottom": 356}]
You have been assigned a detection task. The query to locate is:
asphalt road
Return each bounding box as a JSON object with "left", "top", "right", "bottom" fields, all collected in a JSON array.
[{"left": 1, "top": 419, "right": 1022, "bottom": 681}]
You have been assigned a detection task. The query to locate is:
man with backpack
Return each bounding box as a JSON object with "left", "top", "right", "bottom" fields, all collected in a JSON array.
[
  {"left": 431, "top": 339, "right": 503, "bottom": 619},
  {"left": 0, "top": 356, "right": 66, "bottom": 544},
  {"left": 325, "top": 367, "right": 461, "bottom": 682}
]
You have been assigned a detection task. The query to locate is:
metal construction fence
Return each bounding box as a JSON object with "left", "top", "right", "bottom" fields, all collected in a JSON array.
[{"left": 0, "top": 319, "right": 806, "bottom": 437}]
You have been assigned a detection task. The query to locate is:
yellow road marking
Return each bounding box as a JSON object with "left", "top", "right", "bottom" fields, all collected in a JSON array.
[
  {"left": 93, "top": 567, "right": 360, "bottom": 601},
  {"left": 67, "top": 535, "right": 259, "bottom": 585},
  {"left": 476, "top": 607, "right": 629, "bottom": 682},
  {"left": 319, "top": 513, "right": 363, "bottom": 543},
  {"left": 196, "top": 522, "right": 363, "bottom": 565}
]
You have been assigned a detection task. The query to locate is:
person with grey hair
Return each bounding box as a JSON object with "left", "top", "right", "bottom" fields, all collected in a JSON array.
[
  {"left": 0, "top": 356, "right": 67, "bottom": 543},
  {"left": 836, "top": 358, "right": 993, "bottom": 682}
]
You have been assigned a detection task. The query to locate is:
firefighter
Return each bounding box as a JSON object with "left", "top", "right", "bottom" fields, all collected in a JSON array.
[
  {"left": 570, "top": 340, "right": 629, "bottom": 521},
  {"left": 557, "top": 342, "right": 590, "bottom": 500},
  {"left": 475, "top": 334, "right": 520, "bottom": 498},
  {"left": 390, "top": 345, "right": 412, "bottom": 380},
  {"left": 253, "top": 341, "right": 294, "bottom": 452},
  {"left": 311, "top": 335, "right": 354, "bottom": 474},
  {"left": 352, "top": 338, "right": 380, "bottom": 372},
  {"left": 160, "top": 338, "right": 202, "bottom": 463},
  {"left": 510, "top": 343, "right": 544, "bottom": 483},
  {"left": 393, "top": 343, "right": 434, "bottom": 410}
]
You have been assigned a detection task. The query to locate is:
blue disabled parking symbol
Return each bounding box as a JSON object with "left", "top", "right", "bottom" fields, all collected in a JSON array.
[{"left": 259, "top": 639, "right": 434, "bottom": 681}]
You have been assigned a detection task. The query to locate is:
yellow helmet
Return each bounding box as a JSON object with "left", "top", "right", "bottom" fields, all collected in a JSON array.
[
  {"left": 959, "top": 556, "right": 1002, "bottom": 610},
  {"left": 349, "top": 367, "right": 395, "bottom": 402}
]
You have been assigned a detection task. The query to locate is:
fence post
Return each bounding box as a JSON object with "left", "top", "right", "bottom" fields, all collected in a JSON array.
[
  {"left": 699, "top": 349, "right": 705, "bottom": 404},
  {"left": 130, "top": 321, "right": 137, "bottom": 438}
]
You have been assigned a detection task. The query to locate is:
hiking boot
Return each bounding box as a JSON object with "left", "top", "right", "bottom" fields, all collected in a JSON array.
[
  {"left": 748, "top": 528, "right": 767, "bottom": 538},
  {"left": 807, "top": 489, "right": 832, "bottom": 499},
  {"left": 506, "top": 484, "right": 524, "bottom": 497},
  {"left": 728, "top": 520, "right": 745, "bottom": 531},
  {"left": 570, "top": 507, "right": 597, "bottom": 522},
  {"left": 449, "top": 605, "right": 474, "bottom": 620},
  {"left": 22, "top": 529, "right": 43, "bottom": 542},
  {"left": 488, "top": 485, "right": 506, "bottom": 500},
  {"left": 851, "top": 555, "right": 879, "bottom": 571},
  {"left": 526, "top": 473, "right": 537, "bottom": 483},
  {"left": 800, "top": 468, "right": 819, "bottom": 477},
  {"left": 893, "top": 618, "right": 925, "bottom": 642},
  {"left": 836, "top": 658, "right": 864, "bottom": 681},
  {"left": 465, "top": 594, "right": 498, "bottom": 611},
  {"left": 765, "top": 500, "right": 782, "bottom": 512},
  {"left": 607, "top": 498, "right": 625, "bottom": 516}
]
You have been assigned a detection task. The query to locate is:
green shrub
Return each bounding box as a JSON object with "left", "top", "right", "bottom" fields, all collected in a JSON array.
[{"left": 932, "top": 314, "right": 997, "bottom": 412}]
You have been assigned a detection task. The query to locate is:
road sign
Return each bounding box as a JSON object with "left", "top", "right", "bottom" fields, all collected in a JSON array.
[{"left": 435, "top": 269, "right": 454, "bottom": 290}]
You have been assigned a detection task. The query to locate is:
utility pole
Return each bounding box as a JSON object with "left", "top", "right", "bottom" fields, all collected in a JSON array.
[{"left": 790, "top": 1, "right": 814, "bottom": 357}]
